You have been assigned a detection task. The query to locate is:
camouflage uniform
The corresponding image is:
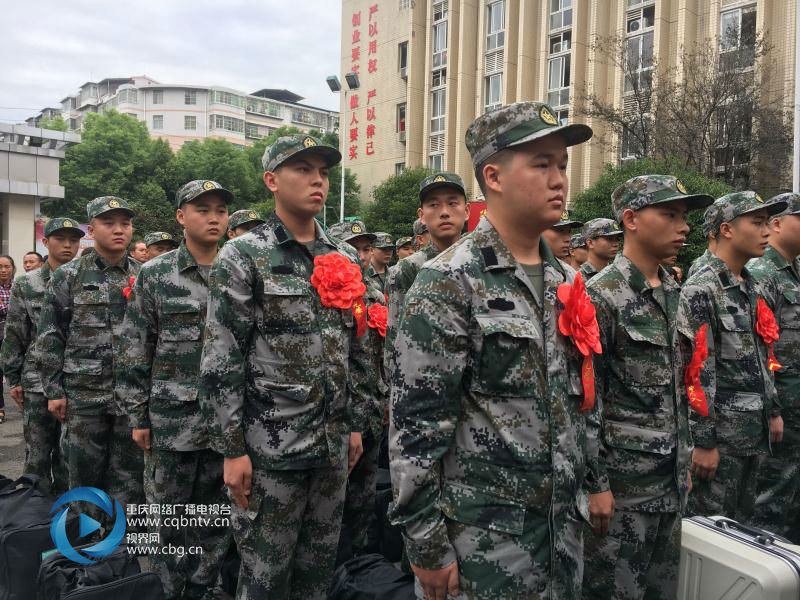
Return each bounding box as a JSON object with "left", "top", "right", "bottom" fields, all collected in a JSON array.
[
  {"left": 579, "top": 219, "right": 623, "bottom": 282},
  {"left": 199, "top": 135, "right": 369, "bottom": 600},
  {"left": 390, "top": 102, "right": 597, "bottom": 599},
  {"left": 228, "top": 209, "right": 265, "bottom": 232},
  {"left": 144, "top": 231, "right": 179, "bottom": 250},
  {"left": 749, "top": 193, "right": 800, "bottom": 541},
  {"left": 677, "top": 192, "right": 787, "bottom": 522},
  {"left": 583, "top": 176, "right": 713, "bottom": 600},
  {"left": 396, "top": 237, "right": 414, "bottom": 252},
  {"left": 686, "top": 200, "right": 724, "bottom": 279},
  {"left": 37, "top": 197, "right": 144, "bottom": 517},
  {"left": 367, "top": 232, "right": 393, "bottom": 293},
  {"left": 1, "top": 218, "right": 83, "bottom": 494},
  {"left": 118, "top": 180, "right": 233, "bottom": 599}
]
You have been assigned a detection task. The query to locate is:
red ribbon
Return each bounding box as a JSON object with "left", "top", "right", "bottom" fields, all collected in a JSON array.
[
  {"left": 352, "top": 298, "right": 367, "bottom": 337},
  {"left": 122, "top": 276, "right": 136, "bottom": 300},
  {"left": 684, "top": 323, "right": 710, "bottom": 416},
  {"left": 756, "top": 297, "right": 782, "bottom": 371}
]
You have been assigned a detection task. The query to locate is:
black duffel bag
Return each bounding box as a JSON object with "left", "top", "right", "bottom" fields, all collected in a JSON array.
[
  {"left": 374, "top": 469, "right": 404, "bottom": 563},
  {"left": 0, "top": 474, "right": 79, "bottom": 600},
  {"left": 60, "top": 573, "right": 163, "bottom": 600},
  {"left": 328, "top": 554, "right": 414, "bottom": 600},
  {"left": 37, "top": 543, "right": 141, "bottom": 600}
]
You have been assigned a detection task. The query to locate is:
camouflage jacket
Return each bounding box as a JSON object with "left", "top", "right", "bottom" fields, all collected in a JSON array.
[
  {"left": 117, "top": 243, "right": 211, "bottom": 451},
  {"left": 677, "top": 254, "right": 778, "bottom": 455},
  {"left": 366, "top": 263, "right": 387, "bottom": 294},
  {"left": 389, "top": 217, "right": 598, "bottom": 596},
  {"left": 1, "top": 263, "right": 52, "bottom": 393},
  {"left": 587, "top": 255, "right": 690, "bottom": 513},
  {"left": 748, "top": 245, "right": 800, "bottom": 409},
  {"left": 361, "top": 280, "right": 389, "bottom": 438},
  {"left": 687, "top": 249, "right": 713, "bottom": 280},
  {"left": 198, "top": 212, "right": 373, "bottom": 471},
  {"left": 579, "top": 259, "right": 600, "bottom": 281},
  {"left": 37, "top": 253, "right": 141, "bottom": 416}
]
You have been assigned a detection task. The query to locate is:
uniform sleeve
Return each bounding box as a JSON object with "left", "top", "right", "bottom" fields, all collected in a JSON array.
[
  {"left": 117, "top": 270, "right": 158, "bottom": 429},
  {"left": 384, "top": 262, "right": 412, "bottom": 377},
  {"left": 677, "top": 284, "right": 717, "bottom": 448},
  {"left": 388, "top": 267, "right": 467, "bottom": 570},
  {"left": 199, "top": 243, "right": 255, "bottom": 458},
  {"left": 36, "top": 268, "right": 72, "bottom": 401},
  {"left": 585, "top": 291, "right": 612, "bottom": 495},
  {"left": 1, "top": 280, "right": 31, "bottom": 388},
  {"left": 756, "top": 279, "right": 781, "bottom": 416},
  {"left": 346, "top": 288, "right": 379, "bottom": 435}
]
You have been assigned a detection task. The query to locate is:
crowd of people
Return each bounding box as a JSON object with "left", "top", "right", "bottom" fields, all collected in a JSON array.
[{"left": 0, "top": 100, "right": 798, "bottom": 600}]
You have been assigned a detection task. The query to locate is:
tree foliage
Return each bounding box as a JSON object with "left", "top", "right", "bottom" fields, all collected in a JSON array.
[
  {"left": 363, "top": 167, "right": 434, "bottom": 238},
  {"left": 37, "top": 115, "right": 68, "bottom": 132}
]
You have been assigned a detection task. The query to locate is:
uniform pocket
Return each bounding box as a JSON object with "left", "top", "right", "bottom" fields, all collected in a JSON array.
[
  {"left": 603, "top": 419, "right": 675, "bottom": 455},
  {"left": 473, "top": 314, "right": 540, "bottom": 397},
  {"left": 62, "top": 357, "right": 105, "bottom": 391},
  {"left": 150, "top": 379, "right": 199, "bottom": 402},
  {"left": 251, "top": 378, "right": 316, "bottom": 421},
  {"left": 441, "top": 480, "right": 526, "bottom": 536},
  {"left": 715, "top": 392, "right": 764, "bottom": 449},
  {"left": 160, "top": 298, "right": 202, "bottom": 342},
  {"left": 718, "top": 313, "right": 750, "bottom": 361}
]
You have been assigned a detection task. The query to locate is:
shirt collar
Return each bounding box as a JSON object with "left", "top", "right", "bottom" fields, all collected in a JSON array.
[
  {"left": 612, "top": 254, "right": 680, "bottom": 295},
  {"left": 707, "top": 253, "right": 750, "bottom": 289},
  {"left": 267, "top": 211, "right": 337, "bottom": 251}
]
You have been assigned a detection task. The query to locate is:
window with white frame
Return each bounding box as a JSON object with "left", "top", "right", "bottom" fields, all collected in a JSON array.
[
  {"left": 432, "top": 2, "right": 448, "bottom": 68},
  {"left": 627, "top": 0, "right": 655, "bottom": 9},
  {"left": 431, "top": 88, "right": 446, "bottom": 133},
  {"left": 549, "top": 0, "right": 572, "bottom": 31},
  {"left": 621, "top": 119, "right": 646, "bottom": 159},
  {"left": 395, "top": 162, "right": 406, "bottom": 175},
  {"left": 549, "top": 31, "right": 571, "bottom": 54},
  {"left": 484, "top": 73, "right": 503, "bottom": 112},
  {"left": 486, "top": 1, "right": 505, "bottom": 51},
  {"left": 547, "top": 54, "right": 571, "bottom": 108},
  {"left": 118, "top": 89, "right": 138, "bottom": 105},
  {"left": 212, "top": 91, "right": 246, "bottom": 108},
  {"left": 184, "top": 115, "right": 196, "bottom": 130},
  {"left": 556, "top": 109, "right": 569, "bottom": 125},
  {"left": 209, "top": 114, "right": 245, "bottom": 133},
  {"left": 397, "top": 103, "right": 406, "bottom": 132},
  {"left": 152, "top": 115, "right": 163, "bottom": 129},
  {"left": 626, "top": 4, "right": 655, "bottom": 34},
  {"left": 152, "top": 90, "right": 163, "bottom": 104},
  {"left": 399, "top": 42, "right": 408, "bottom": 71},
  {"left": 126, "top": 113, "right": 137, "bottom": 119},
  {"left": 720, "top": 5, "right": 756, "bottom": 69},
  {"left": 431, "top": 68, "right": 447, "bottom": 88},
  {"left": 429, "top": 153, "right": 444, "bottom": 171},
  {"left": 624, "top": 31, "right": 654, "bottom": 93},
  {"left": 185, "top": 90, "right": 197, "bottom": 105}
]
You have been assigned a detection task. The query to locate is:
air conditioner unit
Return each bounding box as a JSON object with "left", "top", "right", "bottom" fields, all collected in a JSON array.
[
  {"left": 400, "top": 67, "right": 408, "bottom": 80},
  {"left": 399, "top": 130, "right": 406, "bottom": 142}
]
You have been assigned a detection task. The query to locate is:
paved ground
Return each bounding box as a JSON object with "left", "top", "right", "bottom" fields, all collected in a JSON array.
[{"left": 0, "top": 393, "right": 24, "bottom": 481}]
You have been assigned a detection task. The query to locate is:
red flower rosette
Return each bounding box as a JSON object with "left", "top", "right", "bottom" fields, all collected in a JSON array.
[
  {"left": 756, "top": 297, "right": 782, "bottom": 371},
  {"left": 367, "top": 302, "right": 388, "bottom": 337},
  {"left": 684, "top": 323, "right": 710, "bottom": 416},
  {"left": 310, "top": 253, "right": 366, "bottom": 310},
  {"left": 557, "top": 273, "right": 602, "bottom": 412},
  {"left": 122, "top": 276, "right": 136, "bottom": 300}
]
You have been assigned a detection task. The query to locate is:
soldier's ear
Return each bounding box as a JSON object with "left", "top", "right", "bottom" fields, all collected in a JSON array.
[
  {"left": 176, "top": 208, "right": 186, "bottom": 227},
  {"left": 264, "top": 170, "right": 279, "bottom": 194},
  {"left": 621, "top": 209, "right": 636, "bottom": 233},
  {"left": 719, "top": 221, "right": 733, "bottom": 239}
]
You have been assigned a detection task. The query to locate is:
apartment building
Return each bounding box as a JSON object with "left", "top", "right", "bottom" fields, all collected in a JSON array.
[{"left": 339, "top": 0, "right": 797, "bottom": 203}]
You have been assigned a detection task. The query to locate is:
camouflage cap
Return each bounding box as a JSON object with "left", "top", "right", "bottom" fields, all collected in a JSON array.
[
  {"left": 87, "top": 196, "right": 134, "bottom": 220},
  {"left": 228, "top": 209, "right": 265, "bottom": 230},
  {"left": 570, "top": 232, "right": 587, "bottom": 249},
  {"left": 419, "top": 172, "right": 466, "bottom": 203},
  {"left": 144, "top": 232, "right": 179, "bottom": 248},
  {"left": 702, "top": 199, "right": 724, "bottom": 238},
  {"left": 396, "top": 236, "right": 414, "bottom": 249},
  {"left": 611, "top": 175, "right": 714, "bottom": 221},
  {"left": 466, "top": 101, "right": 592, "bottom": 167},
  {"left": 373, "top": 232, "right": 394, "bottom": 249},
  {"left": 413, "top": 218, "right": 428, "bottom": 236},
  {"left": 552, "top": 209, "right": 583, "bottom": 230},
  {"left": 175, "top": 179, "right": 233, "bottom": 208},
  {"left": 261, "top": 134, "right": 341, "bottom": 172},
  {"left": 767, "top": 192, "right": 800, "bottom": 217},
  {"left": 326, "top": 220, "right": 376, "bottom": 244},
  {"left": 583, "top": 218, "right": 624, "bottom": 240},
  {"left": 44, "top": 217, "right": 85, "bottom": 238},
  {"left": 709, "top": 191, "right": 788, "bottom": 236}
]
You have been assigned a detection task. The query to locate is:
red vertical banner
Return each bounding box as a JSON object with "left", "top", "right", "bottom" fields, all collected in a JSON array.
[{"left": 467, "top": 201, "right": 487, "bottom": 231}]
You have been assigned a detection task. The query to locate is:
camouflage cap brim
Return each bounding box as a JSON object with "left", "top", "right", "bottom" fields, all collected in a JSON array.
[
  {"left": 270, "top": 146, "right": 342, "bottom": 172},
  {"left": 552, "top": 219, "right": 584, "bottom": 229},
  {"left": 181, "top": 187, "right": 234, "bottom": 207},
  {"left": 45, "top": 219, "right": 85, "bottom": 238},
  {"left": 503, "top": 122, "right": 593, "bottom": 157},
  {"left": 93, "top": 206, "right": 135, "bottom": 219},
  {"left": 342, "top": 231, "right": 377, "bottom": 243},
  {"left": 419, "top": 181, "right": 466, "bottom": 203},
  {"left": 643, "top": 192, "right": 715, "bottom": 214},
  {"left": 737, "top": 199, "right": 789, "bottom": 219}
]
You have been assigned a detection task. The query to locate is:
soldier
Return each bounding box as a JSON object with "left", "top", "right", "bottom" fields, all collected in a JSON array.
[
  {"left": 129, "top": 240, "right": 148, "bottom": 263},
  {"left": 413, "top": 218, "right": 429, "bottom": 250},
  {"left": 677, "top": 191, "right": 787, "bottom": 523},
  {"left": 582, "top": 176, "right": 713, "bottom": 600},
  {"left": 749, "top": 193, "right": 800, "bottom": 542},
  {"left": 23, "top": 251, "right": 44, "bottom": 272},
  {"left": 686, "top": 200, "right": 723, "bottom": 279},
  {"left": 542, "top": 211, "right": 583, "bottom": 263},
  {"left": 569, "top": 232, "right": 588, "bottom": 270},
  {"left": 1, "top": 218, "right": 84, "bottom": 493},
  {"left": 199, "top": 134, "right": 372, "bottom": 599},
  {"left": 227, "top": 209, "right": 265, "bottom": 239},
  {"left": 118, "top": 180, "right": 232, "bottom": 598},
  {"left": 145, "top": 231, "right": 179, "bottom": 261},
  {"left": 384, "top": 172, "right": 469, "bottom": 373},
  {"left": 396, "top": 237, "right": 415, "bottom": 260},
  {"left": 368, "top": 232, "right": 394, "bottom": 293},
  {"left": 328, "top": 220, "right": 376, "bottom": 273},
  {"left": 38, "top": 196, "right": 145, "bottom": 520},
  {"left": 390, "top": 102, "right": 598, "bottom": 599},
  {"left": 579, "top": 218, "right": 623, "bottom": 281}
]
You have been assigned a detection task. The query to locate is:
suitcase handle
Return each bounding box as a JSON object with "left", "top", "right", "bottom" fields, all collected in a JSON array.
[{"left": 714, "top": 517, "right": 786, "bottom": 546}]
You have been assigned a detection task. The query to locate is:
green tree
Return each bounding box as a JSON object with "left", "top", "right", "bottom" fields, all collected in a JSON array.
[
  {"left": 571, "top": 157, "right": 733, "bottom": 269},
  {"left": 38, "top": 115, "right": 68, "bottom": 132},
  {"left": 363, "top": 167, "right": 434, "bottom": 238}
]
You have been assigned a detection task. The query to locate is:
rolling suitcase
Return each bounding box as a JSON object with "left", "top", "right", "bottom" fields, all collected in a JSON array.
[{"left": 679, "top": 515, "right": 800, "bottom": 600}]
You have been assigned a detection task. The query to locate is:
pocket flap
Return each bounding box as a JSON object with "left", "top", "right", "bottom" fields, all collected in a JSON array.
[
  {"left": 719, "top": 392, "right": 763, "bottom": 412},
  {"left": 475, "top": 314, "right": 537, "bottom": 339},
  {"left": 440, "top": 481, "right": 526, "bottom": 536},
  {"left": 783, "top": 290, "right": 800, "bottom": 305},
  {"left": 73, "top": 290, "right": 106, "bottom": 305},
  {"left": 150, "top": 379, "right": 198, "bottom": 402},
  {"left": 62, "top": 357, "right": 103, "bottom": 375},
  {"left": 624, "top": 324, "right": 669, "bottom": 347},
  {"left": 162, "top": 298, "right": 201, "bottom": 314},
  {"left": 719, "top": 312, "right": 749, "bottom": 332},
  {"left": 262, "top": 276, "right": 310, "bottom": 297},
  {"left": 603, "top": 419, "right": 675, "bottom": 455},
  {"left": 253, "top": 379, "right": 312, "bottom": 403}
]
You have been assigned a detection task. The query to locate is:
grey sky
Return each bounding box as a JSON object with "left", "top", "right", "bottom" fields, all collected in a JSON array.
[{"left": 0, "top": 0, "right": 342, "bottom": 123}]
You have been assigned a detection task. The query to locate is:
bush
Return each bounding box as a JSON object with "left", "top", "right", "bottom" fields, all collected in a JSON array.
[{"left": 363, "top": 167, "right": 434, "bottom": 238}]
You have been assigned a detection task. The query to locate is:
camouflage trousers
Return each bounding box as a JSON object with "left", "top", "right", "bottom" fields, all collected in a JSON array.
[
  {"left": 64, "top": 412, "right": 144, "bottom": 527},
  {"left": 22, "top": 391, "right": 67, "bottom": 496},
  {"left": 342, "top": 428, "right": 379, "bottom": 553},
  {"left": 583, "top": 511, "right": 681, "bottom": 600},
  {"left": 231, "top": 442, "right": 348, "bottom": 600},
  {"left": 687, "top": 449, "right": 763, "bottom": 522},
  {"left": 144, "top": 447, "right": 231, "bottom": 600},
  {"left": 752, "top": 407, "right": 800, "bottom": 542}
]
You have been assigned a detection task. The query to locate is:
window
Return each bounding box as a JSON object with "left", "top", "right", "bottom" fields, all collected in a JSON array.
[
  {"left": 152, "top": 90, "right": 163, "bottom": 104},
  {"left": 209, "top": 114, "right": 245, "bottom": 133},
  {"left": 152, "top": 115, "right": 163, "bottom": 129},
  {"left": 118, "top": 89, "right": 138, "bottom": 105},
  {"left": 624, "top": 31, "right": 654, "bottom": 93},
  {"left": 555, "top": 109, "right": 569, "bottom": 125},
  {"left": 547, "top": 54, "right": 571, "bottom": 107},
  {"left": 395, "top": 162, "right": 406, "bottom": 175},
  {"left": 433, "top": 2, "right": 448, "bottom": 67},
  {"left": 184, "top": 115, "right": 196, "bottom": 130},
  {"left": 484, "top": 73, "right": 503, "bottom": 112},
  {"left": 185, "top": 90, "right": 197, "bottom": 105},
  {"left": 627, "top": 0, "right": 655, "bottom": 7},
  {"left": 431, "top": 68, "right": 447, "bottom": 88},
  {"left": 720, "top": 5, "right": 756, "bottom": 69},
  {"left": 399, "top": 0, "right": 412, "bottom": 8},
  {"left": 429, "top": 153, "right": 444, "bottom": 170},
  {"left": 246, "top": 98, "right": 282, "bottom": 118},
  {"left": 549, "top": 31, "right": 571, "bottom": 54},
  {"left": 433, "top": 0, "right": 447, "bottom": 21},
  {"left": 399, "top": 41, "right": 408, "bottom": 71},
  {"left": 246, "top": 123, "right": 271, "bottom": 139},
  {"left": 550, "top": 0, "right": 572, "bottom": 31},
  {"left": 621, "top": 120, "right": 646, "bottom": 159},
  {"left": 626, "top": 5, "right": 654, "bottom": 34},
  {"left": 126, "top": 112, "right": 137, "bottom": 119},
  {"left": 396, "top": 103, "right": 406, "bottom": 132},
  {"left": 431, "top": 88, "right": 446, "bottom": 133},
  {"left": 212, "top": 90, "right": 246, "bottom": 108},
  {"left": 486, "top": 1, "right": 505, "bottom": 51},
  {"left": 292, "top": 110, "right": 325, "bottom": 127}
]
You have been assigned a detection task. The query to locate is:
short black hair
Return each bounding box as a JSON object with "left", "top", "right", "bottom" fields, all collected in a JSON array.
[
  {"left": 474, "top": 149, "right": 515, "bottom": 196},
  {"left": 24, "top": 251, "right": 44, "bottom": 261}
]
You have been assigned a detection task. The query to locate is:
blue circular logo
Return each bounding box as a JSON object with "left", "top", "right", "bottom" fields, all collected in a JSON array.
[{"left": 50, "top": 487, "right": 126, "bottom": 564}]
